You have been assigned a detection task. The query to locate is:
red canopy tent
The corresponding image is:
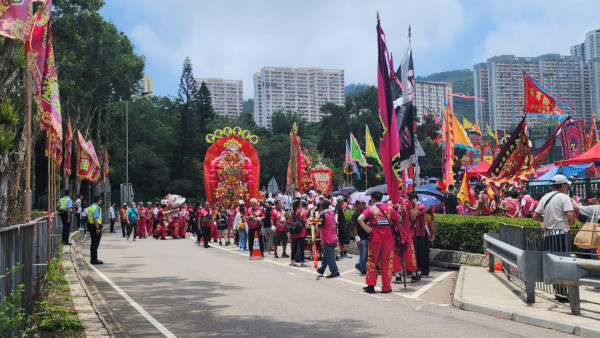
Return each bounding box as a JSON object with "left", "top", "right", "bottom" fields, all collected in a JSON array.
[
  {"left": 466, "top": 161, "right": 491, "bottom": 178},
  {"left": 556, "top": 142, "right": 600, "bottom": 165}
]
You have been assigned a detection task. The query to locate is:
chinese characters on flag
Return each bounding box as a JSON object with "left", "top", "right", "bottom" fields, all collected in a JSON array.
[{"left": 523, "top": 71, "right": 557, "bottom": 116}]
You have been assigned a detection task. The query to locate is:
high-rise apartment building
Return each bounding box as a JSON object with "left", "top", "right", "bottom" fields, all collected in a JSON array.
[
  {"left": 135, "top": 75, "right": 153, "bottom": 97},
  {"left": 196, "top": 78, "right": 243, "bottom": 118},
  {"left": 414, "top": 80, "right": 452, "bottom": 122},
  {"left": 571, "top": 29, "right": 600, "bottom": 63},
  {"left": 473, "top": 54, "right": 588, "bottom": 130},
  {"left": 253, "top": 67, "right": 344, "bottom": 128},
  {"left": 589, "top": 57, "right": 600, "bottom": 117}
]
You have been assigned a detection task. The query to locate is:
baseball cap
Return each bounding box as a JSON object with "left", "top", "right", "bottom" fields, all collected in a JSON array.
[{"left": 551, "top": 174, "right": 571, "bottom": 186}]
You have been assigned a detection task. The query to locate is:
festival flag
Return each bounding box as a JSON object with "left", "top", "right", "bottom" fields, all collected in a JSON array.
[
  {"left": 395, "top": 43, "right": 416, "bottom": 171},
  {"left": 450, "top": 113, "right": 474, "bottom": 150},
  {"left": 475, "top": 121, "right": 482, "bottom": 135},
  {"left": 63, "top": 116, "right": 72, "bottom": 177},
  {"left": 559, "top": 119, "right": 588, "bottom": 160},
  {"left": 350, "top": 133, "right": 369, "bottom": 167},
  {"left": 376, "top": 17, "right": 401, "bottom": 203},
  {"left": 346, "top": 140, "right": 361, "bottom": 180},
  {"left": 443, "top": 96, "right": 455, "bottom": 186},
  {"left": 587, "top": 111, "right": 599, "bottom": 150},
  {"left": 493, "top": 128, "right": 499, "bottom": 144},
  {"left": 503, "top": 128, "right": 508, "bottom": 144},
  {"left": 26, "top": 0, "right": 62, "bottom": 166},
  {"left": 0, "top": 0, "right": 34, "bottom": 40},
  {"left": 485, "top": 124, "right": 494, "bottom": 138},
  {"left": 365, "top": 125, "right": 382, "bottom": 166},
  {"left": 103, "top": 146, "right": 109, "bottom": 185},
  {"left": 523, "top": 70, "right": 557, "bottom": 116},
  {"left": 457, "top": 170, "right": 472, "bottom": 205},
  {"left": 473, "top": 141, "right": 482, "bottom": 164},
  {"left": 463, "top": 117, "right": 475, "bottom": 130},
  {"left": 486, "top": 116, "right": 534, "bottom": 184},
  {"left": 483, "top": 142, "right": 493, "bottom": 164},
  {"left": 532, "top": 117, "right": 572, "bottom": 166},
  {"left": 434, "top": 115, "right": 441, "bottom": 126},
  {"left": 76, "top": 131, "right": 100, "bottom": 182}
]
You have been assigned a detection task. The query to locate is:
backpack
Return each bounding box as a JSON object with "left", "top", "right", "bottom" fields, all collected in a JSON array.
[{"left": 288, "top": 210, "right": 304, "bottom": 234}]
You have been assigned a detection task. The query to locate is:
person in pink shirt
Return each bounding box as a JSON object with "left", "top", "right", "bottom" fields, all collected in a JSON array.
[
  {"left": 357, "top": 191, "right": 399, "bottom": 293},
  {"left": 197, "top": 202, "right": 212, "bottom": 248},
  {"left": 410, "top": 192, "right": 430, "bottom": 278},
  {"left": 271, "top": 200, "right": 289, "bottom": 258},
  {"left": 290, "top": 200, "right": 308, "bottom": 267},
  {"left": 246, "top": 198, "right": 265, "bottom": 257},
  {"left": 316, "top": 200, "right": 339, "bottom": 278},
  {"left": 145, "top": 202, "right": 154, "bottom": 237}
]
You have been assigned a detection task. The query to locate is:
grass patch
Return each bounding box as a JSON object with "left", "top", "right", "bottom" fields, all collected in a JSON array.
[{"left": 25, "top": 243, "right": 84, "bottom": 337}]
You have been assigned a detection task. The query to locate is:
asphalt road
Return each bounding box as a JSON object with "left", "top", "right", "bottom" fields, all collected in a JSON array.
[{"left": 78, "top": 231, "right": 571, "bottom": 337}]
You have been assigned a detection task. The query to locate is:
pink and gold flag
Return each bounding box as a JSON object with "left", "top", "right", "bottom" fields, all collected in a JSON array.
[
  {"left": 64, "top": 116, "right": 72, "bottom": 177},
  {"left": 76, "top": 131, "right": 100, "bottom": 182},
  {"left": 0, "top": 0, "right": 34, "bottom": 40}
]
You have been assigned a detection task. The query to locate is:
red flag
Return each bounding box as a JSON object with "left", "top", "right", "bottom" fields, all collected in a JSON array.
[
  {"left": 0, "top": 0, "right": 34, "bottom": 40},
  {"left": 532, "top": 117, "right": 571, "bottom": 166},
  {"left": 560, "top": 119, "right": 588, "bottom": 160},
  {"left": 103, "top": 146, "right": 109, "bottom": 185},
  {"left": 26, "top": 0, "right": 62, "bottom": 166},
  {"left": 377, "top": 18, "right": 402, "bottom": 203},
  {"left": 486, "top": 117, "right": 534, "bottom": 184},
  {"left": 76, "top": 131, "right": 100, "bottom": 182},
  {"left": 523, "top": 70, "right": 557, "bottom": 116},
  {"left": 64, "top": 116, "right": 72, "bottom": 177}
]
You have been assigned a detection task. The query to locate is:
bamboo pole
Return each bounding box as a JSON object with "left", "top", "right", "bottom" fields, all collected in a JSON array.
[
  {"left": 24, "top": 65, "right": 31, "bottom": 219},
  {"left": 47, "top": 139, "right": 51, "bottom": 261}
]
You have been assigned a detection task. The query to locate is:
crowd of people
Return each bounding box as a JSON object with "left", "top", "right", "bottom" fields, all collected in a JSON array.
[{"left": 57, "top": 173, "right": 599, "bottom": 295}]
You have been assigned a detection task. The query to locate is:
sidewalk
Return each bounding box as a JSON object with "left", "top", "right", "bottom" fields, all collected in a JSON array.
[{"left": 453, "top": 265, "right": 600, "bottom": 336}]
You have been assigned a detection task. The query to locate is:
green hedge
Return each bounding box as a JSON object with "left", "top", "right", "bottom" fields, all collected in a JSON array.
[
  {"left": 432, "top": 215, "right": 540, "bottom": 253},
  {"left": 344, "top": 210, "right": 544, "bottom": 254}
]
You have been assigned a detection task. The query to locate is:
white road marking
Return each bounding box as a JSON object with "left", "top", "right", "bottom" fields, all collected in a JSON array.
[
  {"left": 411, "top": 271, "right": 454, "bottom": 299},
  {"left": 196, "top": 237, "right": 450, "bottom": 304},
  {"left": 340, "top": 268, "right": 358, "bottom": 276},
  {"left": 87, "top": 263, "right": 176, "bottom": 338}
]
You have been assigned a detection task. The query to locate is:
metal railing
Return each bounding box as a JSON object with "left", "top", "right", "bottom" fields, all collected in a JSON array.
[
  {"left": 0, "top": 213, "right": 63, "bottom": 336},
  {"left": 486, "top": 223, "right": 600, "bottom": 315},
  {"left": 483, "top": 233, "right": 543, "bottom": 303}
]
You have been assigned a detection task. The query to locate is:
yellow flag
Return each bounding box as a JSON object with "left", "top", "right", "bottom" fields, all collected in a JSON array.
[
  {"left": 475, "top": 121, "right": 482, "bottom": 135},
  {"left": 494, "top": 128, "right": 499, "bottom": 144},
  {"left": 365, "top": 125, "right": 382, "bottom": 166},
  {"left": 463, "top": 117, "right": 475, "bottom": 130}
]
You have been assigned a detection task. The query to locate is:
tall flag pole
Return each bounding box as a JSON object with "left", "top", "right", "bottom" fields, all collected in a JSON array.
[
  {"left": 376, "top": 13, "right": 402, "bottom": 203},
  {"left": 443, "top": 92, "right": 455, "bottom": 187},
  {"left": 103, "top": 146, "right": 109, "bottom": 185},
  {"left": 64, "top": 116, "right": 73, "bottom": 178}
]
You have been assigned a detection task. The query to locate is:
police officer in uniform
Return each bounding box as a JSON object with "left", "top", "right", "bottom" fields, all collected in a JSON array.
[
  {"left": 88, "top": 195, "right": 104, "bottom": 264},
  {"left": 57, "top": 189, "right": 74, "bottom": 245}
]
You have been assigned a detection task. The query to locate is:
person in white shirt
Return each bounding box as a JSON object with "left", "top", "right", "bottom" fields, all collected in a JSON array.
[
  {"left": 532, "top": 174, "right": 576, "bottom": 302},
  {"left": 75, "top": 194, "right": 83, "bottom": 229},
  {"left": 109, "top": 202, "right": 116, "bottom": 233},
  {"left": 81, "top": 203, "right": 89, "bottom": 236}
]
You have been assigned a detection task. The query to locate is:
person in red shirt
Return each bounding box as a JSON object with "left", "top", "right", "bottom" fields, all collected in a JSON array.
[
  {"left": 145, "top": 202, "right": 154, "bottom": 237},
  {"left": 179, "top": 204, "right": 189, "bottom": 238},
  {"left": 410, "top": 192, "right": 430, "bottom": 278},
  {"left": 137, "top": 202, "right": 146, "bottom": 239},
  {"left": 357, "top": 191, "right": 399, "bottom": 293},
  {"left": 197, "top": 202, "right": 212, "bottom": 248},
  {"left": 271, "top": 200, "right": 289, "bottom": 258},
  {"left": 119, "top": 203, "right": 128, "bottom": 238},
  {"left": 246, "top": 198, "right": 265, "bottom": 257},
  {"left": 153, "top": 203, "right": 167, "bottom": 240},
  {"left": 316, "top": 200, "right": 339, "bottom": 278},
  {"left": 290, "top": 200, "right": 308, "bottom": 267}
]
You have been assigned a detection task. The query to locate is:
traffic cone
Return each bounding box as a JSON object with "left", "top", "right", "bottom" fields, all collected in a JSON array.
[
  {"left": 250, "top": 231, "right": 263, "bottom": 260},
  {"left": 199, "top": 237, "right": 204, "bottom": 246}
]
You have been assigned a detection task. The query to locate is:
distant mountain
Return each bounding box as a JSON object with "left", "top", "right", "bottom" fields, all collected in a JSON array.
[
  {"left": 345, "top": 83, "right": 372, "bottom": 97},
  {"left": 417, "top": 69, "right": 475, "bottom": 121}
]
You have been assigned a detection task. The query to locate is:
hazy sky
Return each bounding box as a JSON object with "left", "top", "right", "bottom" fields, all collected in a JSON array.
[{"left": 100, "top": 0, "right": 600, "bottom": 99}]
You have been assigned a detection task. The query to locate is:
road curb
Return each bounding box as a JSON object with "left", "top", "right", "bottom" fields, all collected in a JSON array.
[
  {"left": 452, "top": 266, "right": 600, "bottom": 336},
  {"left": 68, "top": 230, "right": 127, "bottom": 337}
]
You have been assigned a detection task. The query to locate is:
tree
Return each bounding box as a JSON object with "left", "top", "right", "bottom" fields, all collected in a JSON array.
[
  {"left": 175, "top": 57, "right": 200, "bottom": 179},
  {"left": 417, "top": 114, "right": 441, "bottom": 142},
  {"left": 52, "top": 3, "right": 144, "bottom": 194}
]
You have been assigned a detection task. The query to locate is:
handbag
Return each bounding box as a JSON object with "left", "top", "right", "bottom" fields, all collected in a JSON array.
[
  {"left": 289, "top": 210, "right": 303, "bottom": 234},
  {"left": 574, "top": 205, "right": 600, "bottom": 249},
  {"left": 238, "top": 221, "right": 246, "bottom": 230}
]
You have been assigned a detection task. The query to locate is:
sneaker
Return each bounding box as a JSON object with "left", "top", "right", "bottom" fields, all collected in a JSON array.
[
  {"left": 160, "top": 238, "right": 167, "bottom": 240},
  {"left": 381, "top": 289, "right": 392, "bottom": 294},
  {"left": 226, "top": 242, "right": 230, "bottom": 246},
  {"left": 219, "top": 241, "right": 222, "bottom": 246},
  {"left": 316, "top": 270, "right": 324, "bottom": 277},
  {"left": 133, "top": 238, "right": 136, "bottom": 241},
  {"left": 90, "top": 260, "right": 103, "bottom": 265},
  {"left": 395, "top": 276, "right": 402, "bottom": 284},
  {"left": 274, "top": 253, "right": 279, "bottom": 258},
  {"left": 282, "top": 253, "right": 289, "bottom": 258},
  {"left": 204, "top": 244, "right": 211, "bottom": 248},
  {"left": 143, "top": 236, "right": 147, "bottom": 239},
  {"left": 326, "top": 272, "right": 340, "bottom": 278},
  {"left": 363, "top": 285, "right": 375, "bottom": 293},
  {"left": 411, "top": 275, "right": 417, "bottom": 283}
]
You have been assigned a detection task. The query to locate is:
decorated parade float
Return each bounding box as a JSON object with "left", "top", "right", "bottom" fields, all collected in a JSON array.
[{"left": 204, "top": 127, "right": 260, "bottom": 207}]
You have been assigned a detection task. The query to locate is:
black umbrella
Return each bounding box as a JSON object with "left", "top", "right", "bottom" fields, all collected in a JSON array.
[
  {"left": 415, "top": 186, "right": 445, "bottom": 204},
  {"left": 365, "top": 184, "right": 387, "bottom": 195}
]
